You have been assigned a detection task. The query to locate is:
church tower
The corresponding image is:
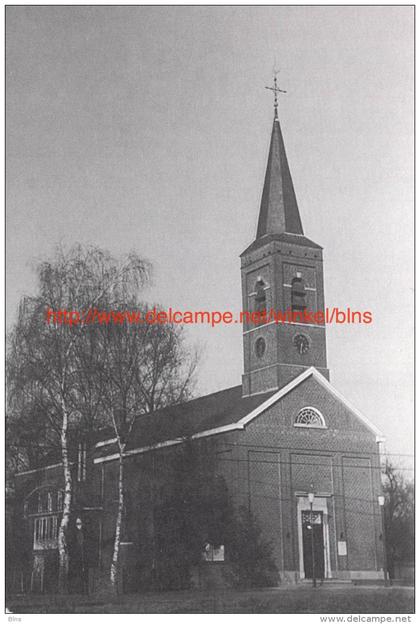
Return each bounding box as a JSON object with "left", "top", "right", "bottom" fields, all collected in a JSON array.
[{"left": 241, "top": 79, "right": 329, "bottom": 396}]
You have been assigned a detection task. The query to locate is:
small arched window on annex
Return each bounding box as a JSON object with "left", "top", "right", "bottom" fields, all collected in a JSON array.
[
  {"left": 294, "top": 407, "right": 326, "bottom": 429},
  {"left": 254, "top": 277, "right": 268, "bottom": 314}
]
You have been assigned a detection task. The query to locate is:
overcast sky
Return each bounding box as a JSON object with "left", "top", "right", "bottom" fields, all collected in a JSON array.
[{"left": 6, "top": 6, "right": 414, "bottom": 464}]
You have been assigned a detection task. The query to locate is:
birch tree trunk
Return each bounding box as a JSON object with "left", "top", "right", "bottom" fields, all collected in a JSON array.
[
  {"left": 58, "top": 403, "right": 72, "bottom": 593},
  {"left": 110, "top": 448, "right": 124, "bottom": 593}
]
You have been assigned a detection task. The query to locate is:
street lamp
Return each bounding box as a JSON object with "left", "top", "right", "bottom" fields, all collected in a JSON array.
[
  {"left": 378, "top": 495, "right": 389, "bottom": 586},
  {"left": 308, "top": 490, "right": 316, "bottom": 587}
]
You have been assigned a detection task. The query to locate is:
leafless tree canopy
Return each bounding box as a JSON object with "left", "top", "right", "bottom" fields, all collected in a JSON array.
[{"left": 7, "top": 243, "right": 199, "bottom": 593}]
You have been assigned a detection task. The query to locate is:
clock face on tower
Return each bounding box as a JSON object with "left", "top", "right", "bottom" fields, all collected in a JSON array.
[{"left": 293, "top": 333, "right": 310, "bottom": 355}]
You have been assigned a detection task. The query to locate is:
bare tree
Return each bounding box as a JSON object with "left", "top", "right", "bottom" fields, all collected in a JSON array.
[
  {"left": 7, "top": 244, "right": 149, "bottom": 592},
  {"left": 136, "top": 312, "right": 200, "bottom": 413},
  {"left": 96, "top": 308, "right": 199, "bottom": 593},
  {"left": 383, "top": 459, "right": 414, "bottom": 579}
]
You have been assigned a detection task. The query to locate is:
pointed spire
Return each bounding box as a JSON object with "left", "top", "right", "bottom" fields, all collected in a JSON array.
[{"left": 257, "top": 80, "right": 304, "bottom": 238}]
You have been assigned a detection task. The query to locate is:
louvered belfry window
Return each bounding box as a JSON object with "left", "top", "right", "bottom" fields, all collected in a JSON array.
[
  {"left": 291, "top": 276, "right": 306, "bottom": 313},
  {"left": 255, "top": 279, "right": 267, "bottom": 313}
]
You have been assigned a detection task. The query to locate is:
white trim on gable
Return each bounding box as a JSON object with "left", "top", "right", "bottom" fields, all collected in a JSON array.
[
  {"left": 236, "top": 367, "right": 384, "bottom": 437},
  {"left": 238, "top": 367, "right": 316, "bottom": 427},
  {"left": 92, "top": 366, "right": 384, "bottom": 464},
  {"left": 306, "top": 368, "right": 384, "bottom": 437}
]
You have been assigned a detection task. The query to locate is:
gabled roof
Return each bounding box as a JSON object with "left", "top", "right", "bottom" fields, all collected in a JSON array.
[
  {"left": 94, "top": 367, "right": 384, "bottom": 465},
  {"left": 237, "top": 367, "right": 384, "bottom": 438},
  {"left": 94, "top": 385, "right": 276, "bottom": 461},
  {"left": 126, "top": 385, "right": 276, "bottom": 449}
]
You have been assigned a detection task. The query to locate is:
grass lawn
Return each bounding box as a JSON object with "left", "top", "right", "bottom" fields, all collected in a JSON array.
[{"left": 7, "top": 585, "right": 414, "bottom": 614}]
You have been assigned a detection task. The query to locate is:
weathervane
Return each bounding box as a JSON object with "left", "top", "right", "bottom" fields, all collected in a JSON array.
[{"left": 265, "top": 70, "right": 286, "bottom": 120}]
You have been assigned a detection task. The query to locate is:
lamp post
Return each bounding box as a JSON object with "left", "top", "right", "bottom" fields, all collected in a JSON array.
[
  {"left": 378, "top": 495, "right": 389, "bottom": 586},
  {"left": 308, "top": 490, "right": 316, "bottom": 587}
]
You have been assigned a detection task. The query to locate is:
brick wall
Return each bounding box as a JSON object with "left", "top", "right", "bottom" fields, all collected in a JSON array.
[
  {"left": 12, "top": 374, "right": 384, "bottom": 590},
  {"left": 241, "top": 238, "right": 329, "bottom": 396},
  {"left": 219, "top": 375, "right": 383, "bottom": 580}
]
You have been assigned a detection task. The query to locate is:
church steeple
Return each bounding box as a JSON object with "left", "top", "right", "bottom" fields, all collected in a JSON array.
[
  {"left": 257, "top": 78, "right": 303, "bottom": 238},
  {"left": 240, "top": 82, "right": 329, "bottom": 397}
]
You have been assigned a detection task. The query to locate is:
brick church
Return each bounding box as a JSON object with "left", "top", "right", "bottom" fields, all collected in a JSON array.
[{"left": 10, "top": 88, "right": 386, "bottom": 592}]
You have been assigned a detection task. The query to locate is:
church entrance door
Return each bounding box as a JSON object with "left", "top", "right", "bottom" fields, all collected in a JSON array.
[{"left": 302, "top": 510, "right": 325, "bottom": 580}]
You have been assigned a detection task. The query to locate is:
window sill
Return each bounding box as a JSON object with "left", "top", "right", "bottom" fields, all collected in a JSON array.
[{"left": 293, "top": 424, "right": 327, "bottom": 430}]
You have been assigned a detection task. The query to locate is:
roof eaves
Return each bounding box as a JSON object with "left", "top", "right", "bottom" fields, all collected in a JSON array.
[
  {"left": 93, "top": 422, "right": 243, "bottom": 465},
  {"left": 92, "top": 368, "right": 384, "bottom": 466},
  {"left": 15, "top": 462, "right": 64, "bottom": 477},
  {"left": 240, "top": 234, "right": 323, "bottom": 257}
]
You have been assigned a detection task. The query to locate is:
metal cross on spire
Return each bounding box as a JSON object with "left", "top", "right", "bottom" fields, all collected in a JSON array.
[{"left": 265, "top": 70, "right": 287, "bottom": 120}]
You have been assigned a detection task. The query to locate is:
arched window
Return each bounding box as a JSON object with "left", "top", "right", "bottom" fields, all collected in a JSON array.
[
  {"left": 255, "top": 337, "right": 266, "bottom": 358},
  {"left": 291, "top": 275, "right": 306, "bottom": 313},
  {"left": 294, "top": 407, "right": 326, "bottom": 429},
  {"left": 254, "top": 278, "right": 267, "bottom": 313}
]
